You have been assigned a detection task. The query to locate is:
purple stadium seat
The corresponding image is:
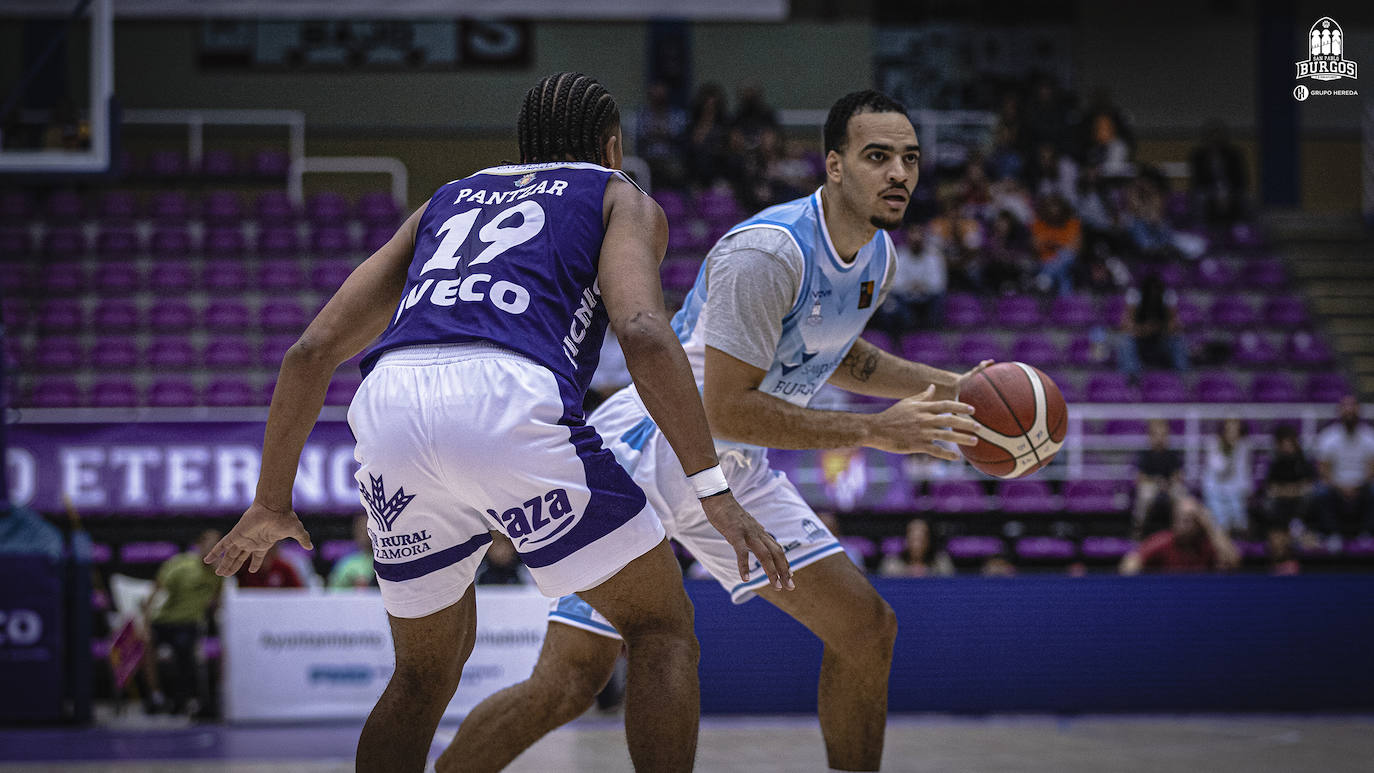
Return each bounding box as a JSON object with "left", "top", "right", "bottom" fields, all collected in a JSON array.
[
  {"left": 150, "top": 226, "right": 194, "bottom": 256},
  {"left": 1026, "top": 335, "right": 1071, "bottom": 368},
  {"left": 42, "top": 261, "right": 87, "bottom": 294},
  {"left": 321, "top": 540, "right": 359, "bottom": 563},
  {"left": 203, "top": 191, "right": 244, "bottom": 225},
  {"left": 1251, "top": 373, "right": 1300, "bottom": 403},
  {"left": 255, "top": 191, "right": 296, "bottom": 224},
  {"left": 1287, "top": 332, "right": 1332, "bottom": 368},
  {"left": 1015, "top": 537, "right": 1075, "bottom": 561},
  {"left": 1245, "top": 257, "right": 1286, "bottom": 289},
  {"left": 261, "top": 299, "right": 308, "bottom": 332},
  {"left": 1, "top": 264, "right": 33, "bottom": 295},
  {"left": 90, "top": 336, "right": 138, "bottom": 370},
  {"left": 1048, "top": 294, "right": 1098, "bottom": 328},
  {"left": 45, "top": 189, "right": 84, "bottom": 221},
  {"left": 1264, "top": 296, "right": 1308, "bottom": 327},
  {"left": 147, "top": 262, "right": 195, "bottom": 294},
  {"left": 311, "top": 259, "right": 356, "bottom": 291},
  {"left": 1065, "top": 335, "right": 1105, "bottom": 367},
  {"left": 945, "top": 536, "right": 1005, "bottom": 561},
  {"left": 98, "top": 191, "right": 139, "bottom": 221},
  {"left": 957, "top": 333, "right": 1005, "bottom": 364},
  {"left": 3, "top": 299, "right": 28, "bottom": 328},
  {"left": 1173, "top": 295, "right": 1205, "bottom": 327},
  {"left": 1104, "top": 419, "right": 1148, "bottom": 436},
  {"left": 43, "top": 226, "right": 87, "bottom": 258},
  {"left": 697, "top": 188, "right": 741, "bottom": 222},
  {"left": 1233, "top": 539, "right": 1269, "bottom": 560},
  {"left": 120, "top": 541, "right": 180, "bottom": 564},
  {"left": 145, "top": 337, "right": 197, "bottom": 369},
  {"left": 306, "top": 192, "right": 350, "bottom": 226},
  {"left": 257, "top": 225, "right": 300, "bottom": 256},
  {"left": 148, "top": 378, "right": 199, "bottom": 407},
  {"left": 38, "top": 300, "right": 84, "bottom": 332},
  {"left": 0, "top": 190, "right": 34, "bottom": 221},
  {"left": 204, "top": 226, "right": 246, "bottom": 257},
  {"left": 653, "top": 190, "right": 688, "bottom": 223},
  {"left": 0, "top": 226, "right": 33, "bottom": 257},
  {"left": 251, "top": 149, "right": 291, "bottom": 179},
  {"left": 1086, "top": 372, "right": 1136, "bottom": 402},
  {"left": 204, "top": 337, "right": 256, "bottom": 369},
  {"left": 357, "top": 191, "right": 401, "bottom": 226},
  {"left": 1229, "top": 222, "right": 1264, "bottom": 249},
  {"left": 206, "top": 377, "right": 257, "bottom": 406},
  {"left": 146, "top": 149, "right": 188, "bottom": 178},
  {"left": 363, "top": 225, "right": 392, "bottom": 253},
  {"left": 1232, "top": 331, "right": 1279, "bottom": 367},
  {"left": 325, "top": 373, "right": 362, "bottom": 405},
  {"left": 1194, "top": 372, "right": 1245, "bottom": 402},
  {"left": 1063, "top": 480, "right": 1126, "bottom": 513},
  {"left": 95, "top": 226, "right": 140, "bottom": 256},
  {"left": 901, "top": 332, "right": 954, "bottom": 367},
  {"left": 1194, "top": 258, "right": 1237, "bottom": 288},
  {"left": 203, "top": 299, "right": 251, "bottom": 331},
  {"left": 1139, "top": 371, "right": 1188, "bottom": 402},
  {"left": 311, "top": 225, "right": 354, "bottom": 255},
  {"left": 879, "top": 536, "right": 906, "bottom": 558},
  {"left": 92, "top": 301, "right": 140, "bottom": 332},
  {"left": 1210, "top": 296, "right": 1259, "bottom": 328},
  {"left": 1307, "top": 372, "right": 1352, "bottom": 403},
  {"left": 928, "top": 480, "right": 988, "bottom": 513},
  {"left": 89, "top": 379, "right": 138, "bottom": 407},
  {"left": 147, "top": 191, "right": 194, "bottom": 223},
  {"left": 861, "top": 330, "right": 895, "bottom": 353},
  {"left": 200, "top": 149, "right": 239, "bottom": 178},
  {"left": 28, "top": 377, "right": 82, "bottom": 408},
  {"left": 995, "top": 296, "right": 1041, "bottom": 328},
  {"left": 259, "top": 259, "right": 307, "bottom": 292},
  {"left": 944, "top": 293, "right": 984, "bottom": 328},
  {"left": 203, "top": 262, "right": 249, "bottom": 293},
  {"left": 1080, "top": 536, "right": 1133, "bottom": 560},
  {"left": 1000, "top": 480, "right": 1058, "bottom": 513},
  {"left": 1343, "top": 535, "right": 1374, "bottom": 558},
  {"left": 260, "top": 335, "right": 296, "bottom": 367},
  {"left": 148, "top": 301, "right": 197, "bottom": 332},
  {"left": 838, "top": 536, "right": 878, "bottom": 561}
]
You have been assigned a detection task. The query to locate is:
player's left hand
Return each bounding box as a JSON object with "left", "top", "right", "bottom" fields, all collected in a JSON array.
[
  {"left": 954, "top": 360, "right": 995, "bottom": 397},
  {"left": 204, "top": 501, "right": 314, "bottom": 576}
]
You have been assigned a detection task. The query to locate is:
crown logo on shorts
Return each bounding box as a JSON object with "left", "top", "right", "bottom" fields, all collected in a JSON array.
[{"left": 360, "top": 474, "right": 415, "bottom": 532}]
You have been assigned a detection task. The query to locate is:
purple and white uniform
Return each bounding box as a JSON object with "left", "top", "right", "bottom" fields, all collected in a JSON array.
[{"left": 350, "top": 162, "right": 663, "bottom": 618}]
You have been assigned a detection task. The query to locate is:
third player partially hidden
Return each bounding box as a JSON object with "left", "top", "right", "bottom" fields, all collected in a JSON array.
[{"left": 452, "top": 91, "right": 987, "bottom": 771}]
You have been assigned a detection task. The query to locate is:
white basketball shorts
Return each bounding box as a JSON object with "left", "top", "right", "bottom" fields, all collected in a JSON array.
[
  {"left": 348, "top": 343, "right": 665, "bottom": 619},
  {"left": 548, "top": 386, "right": 843, "bottom": 639}
]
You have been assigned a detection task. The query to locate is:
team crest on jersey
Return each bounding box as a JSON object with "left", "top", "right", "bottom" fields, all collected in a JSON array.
[
  {"left": 858, "top": 280, "right": 875, "bottom": 309},
  {"left": 360, "top": 474, "right": 415, "bottom": 532},
  {"left": 515, "top": 172, "right": 537, "bottom": 187}
]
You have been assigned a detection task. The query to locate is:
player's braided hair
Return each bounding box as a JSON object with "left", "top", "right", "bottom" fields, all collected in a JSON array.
[
  {"left": 823, "top": 90, "right": 908, "bottom": 155},
  {"left": 517, "top": 72, "right": 621, "bottom": 165}
]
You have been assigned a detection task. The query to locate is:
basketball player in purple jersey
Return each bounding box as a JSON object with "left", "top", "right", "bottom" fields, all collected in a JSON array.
[
  {"left": 204, "top": 72, "right": 791, "bottom": 773},
  {"left": 452, "top": 91, "right": 989, "bottom": 772}
]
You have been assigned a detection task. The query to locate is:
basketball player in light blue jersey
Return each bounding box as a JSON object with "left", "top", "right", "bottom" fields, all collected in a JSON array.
[
  {"left": 204, "top": 73, "right": 793, "bottom": 773},
  {"left": 454, "top": 92, "right": 990, "bottom": 771}
]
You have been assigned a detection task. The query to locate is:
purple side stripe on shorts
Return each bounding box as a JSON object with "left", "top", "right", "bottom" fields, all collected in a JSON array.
[{"left": 373, "top": 531, "right": 493, "bottom": 582}]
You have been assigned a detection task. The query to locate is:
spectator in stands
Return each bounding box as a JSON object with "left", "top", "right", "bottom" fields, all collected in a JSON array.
[
  {"left": 141, "top": 530, "right": 223, "bottom": 716},
  {"left": 476, "top": 533, "right": 530, "bottom": 585},
  {"left": 929, "top": 191, "right": 985, "bottom": 291},
  {"left": 982, "top": 209, "right": 1036, "bottom": 293},
  {"left": 1259, "top": 424, "right": 1316, "bottom": 538},
  {"left": 1025, "top": 142, "right": 1078, "bottom": 202},
  {"left": 1312, "top": 395, "right": 1374, "bottom": 541},
  {"left": 1267, "top": 528, "right": 1301, "bottom": 575},
  {"left": 1030, "top": 192, "right": 1082, "bottom": 296},
  {"left": 981, "top": 555, "right": 1018, "bottom": 577},
  {"left": 236, "top": 543, "right": 305, "bottom": 588},
  {"left": 1123, "top": 175, "right": 1179, "bottom": 262},
  {"left": 1115, "top": 273, "right": 1188, "bottom": 382},
  {"left": 0, "top": 503, "right": 64, "bottom": 559},
  {"left": 1085, "top": 110, "right": 1133, "bottom": 178},
  {"left": 1021, "top": 75, "right": 1070, "bottom": 151},
  {"left": 1119, "top": 494, "right": 1239, "bottom": 574},
  {"left": 986, "top": 121, "right": 1025, "bottom": 182},
  {"left": 1189, "top": 120, "right": 1248, "bottom": 226},
  {"left": 327, "top": 514, "right": 376, "bottom": 590},
  {"left": 635, "top": 81, "right": 689, "bottom": 189},
  {"left": 686, "top": 83, "right": 731, "bottom": 188},
  {"left": 1201, "top": 418, "right": 1253, "bottom": 535},
  {"left": 730, "top": 84, "right": 778, "bottom": 143},
  {"left": 873, "top": 221, "right": 946, "bottom": 333},
  {"left": 1132, "top": 419, "right": 1186, "bottom": 538},
  {"left": 879, "top": 519, "right": 954, "bottom": 578}
]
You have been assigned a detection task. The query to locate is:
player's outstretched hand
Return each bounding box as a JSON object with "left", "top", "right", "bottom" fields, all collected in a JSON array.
[
  {"left": 955, "top": 359, "right": 995, "bottom": 395},
  {"left": 699, "top": 492, "right": 795, "bottom": 591},
  {"left": 865, "top": 384, "right": 981, "bottom": 459},
  {"left": 204, "top": 501, "right": 314, "bottom": 577}
]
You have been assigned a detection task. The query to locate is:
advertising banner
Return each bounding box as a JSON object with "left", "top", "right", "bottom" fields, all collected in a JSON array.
[
  {"left": 0, "top": 556, "right": 65, "bottom": 721},
  {"left": 222, "top": 585, "right": 547, "bottom": 721}
]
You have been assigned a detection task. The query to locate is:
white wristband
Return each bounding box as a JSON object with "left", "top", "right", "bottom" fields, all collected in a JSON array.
[{"left": 688, "top": 465, "right": 730, "bottom": 499}]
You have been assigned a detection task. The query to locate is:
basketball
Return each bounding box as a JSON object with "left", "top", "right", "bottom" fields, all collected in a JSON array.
[{"left": 958, "top": 362, "right": 1068, "bottom": 479}]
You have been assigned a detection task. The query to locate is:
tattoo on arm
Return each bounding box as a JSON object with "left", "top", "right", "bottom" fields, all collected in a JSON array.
[{"left": 842, "top": 348, "right": 880, "bottom": 382}]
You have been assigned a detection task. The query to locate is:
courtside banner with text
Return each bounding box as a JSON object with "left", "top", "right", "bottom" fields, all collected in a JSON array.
[
  {"left": 6, "top": 422, "right": 362, "bottom": 514},
  {"left": 222, "top": 586, "right": 548, "bottom": 722},
  {"left": 0, "top": 0, "right": 786, "bottom": 20}
]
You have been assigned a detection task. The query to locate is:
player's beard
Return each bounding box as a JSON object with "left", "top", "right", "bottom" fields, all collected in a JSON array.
[{"left": 871, "top": 212, "right": 904, "bottom": 230}]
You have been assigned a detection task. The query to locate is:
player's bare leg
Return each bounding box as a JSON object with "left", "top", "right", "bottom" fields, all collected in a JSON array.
[
  {"left": 755, "top": 553, "right": 897, "bottom": 771},
  {"left": 439, "top": 622, "right": 620, "bottom": 773},
  {"left": 357, "top": 586, "right": 476, "bottom": 773}
]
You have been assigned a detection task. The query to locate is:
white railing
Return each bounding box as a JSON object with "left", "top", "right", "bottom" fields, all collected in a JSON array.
[
  {"left": 122, "top": 108, "right": 306, "bottom": 171},
  {"left": 287, "top": 155, "right": 408, "bottom": 209}
]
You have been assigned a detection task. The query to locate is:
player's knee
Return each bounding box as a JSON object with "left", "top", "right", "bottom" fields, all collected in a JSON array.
[
  {"left": 831, "top": 595, "right": 897, "bottom": 661},
  {"left": 391, "top": 653, "right": 463, "bottom": 707},
  {"left": 874, "top": 598, "right": 899, "bottom": 650},
  {"left": 618, "top": 591, "right": 696, "bottom": 647}
]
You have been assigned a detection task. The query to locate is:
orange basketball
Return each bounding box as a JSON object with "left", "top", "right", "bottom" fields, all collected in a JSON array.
[{"left": 958, "top": 362, "right": 1068, "bottom": 479}]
